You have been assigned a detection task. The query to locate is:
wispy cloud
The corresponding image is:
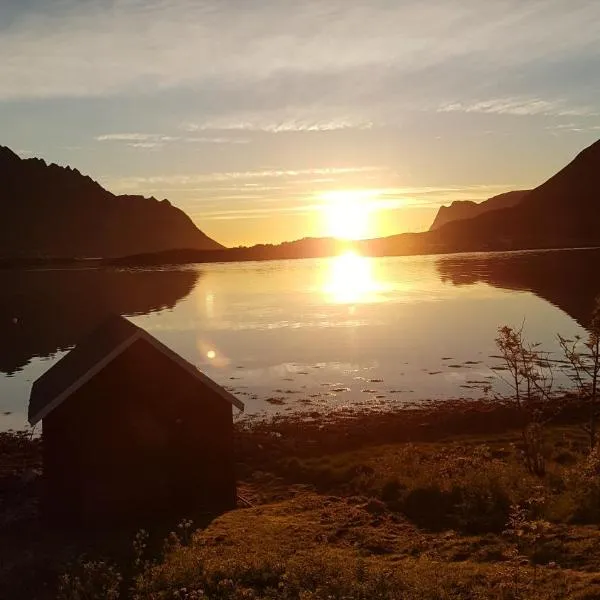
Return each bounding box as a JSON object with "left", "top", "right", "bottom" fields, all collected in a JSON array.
[
  {"left": 106, "top": 160, "right": 515, "bottom": 219},
  {"left": 95, "top": 133, "right": 177, "bottom": 142},
  {"left": 183, "top": 114, "right": 374, "bottom": 133},
  {"left": 187, "top": 182, "right": 521, "bottom": 223},
  {"left": 96, "top": 132, "right": 250, "bottom": 147},
  {"left": 438, "top": 98, "right": 600, "bottom": 118},
  {"left": 190, "top": 204, "right": 325, "bottom": 221},
  {"left": 185, "top": 137, "right": 250, "bottom": 144},
  {"left": 110, "top": 166, "right": 386, "bottom": 191},
  {"left": 545, "top": 122, "right": 600, "bottom": 133},
  {"left": 129, "top": 142, "right": 164, "bottom": 149}
]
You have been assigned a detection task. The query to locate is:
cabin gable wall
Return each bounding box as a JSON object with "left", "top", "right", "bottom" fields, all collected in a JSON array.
[{"left": 42, "top": 339, "right": 235, "bottom": 524}]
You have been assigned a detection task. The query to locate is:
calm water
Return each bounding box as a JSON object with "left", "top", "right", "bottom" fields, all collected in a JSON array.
[{"left": 2, "top": 248, "right": 600, "bottom": 431}]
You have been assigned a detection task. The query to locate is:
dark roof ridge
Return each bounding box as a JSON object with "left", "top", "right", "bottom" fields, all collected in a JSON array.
[{"left": 28, "top": 315, "right": 243, "bottom": 425}]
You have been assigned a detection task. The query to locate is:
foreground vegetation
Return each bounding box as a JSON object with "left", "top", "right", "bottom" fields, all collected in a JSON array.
[
  {"left": 4, "top": 399, "right": 600, "bottom": 599},
  {"left": 3, "top": 304, "right": 600, "bottom": 599}
]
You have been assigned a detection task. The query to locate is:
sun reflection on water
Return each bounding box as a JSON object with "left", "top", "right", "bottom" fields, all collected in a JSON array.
[{"left": 324, "top": 251, "right": 383, "bottom": 304}]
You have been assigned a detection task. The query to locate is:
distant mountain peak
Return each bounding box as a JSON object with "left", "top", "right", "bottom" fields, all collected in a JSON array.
[
  {"left": 429, "top": 190, "right": 529, "bottom": 231},
  {"left": 0, "top": 145, "right": 223, "bottom": 258},
  {"left": 0, "top": 145, "right": 20, "bottom": 163},
  {"left": 428, "top": 137, "right": 600, "bottom": 250}
]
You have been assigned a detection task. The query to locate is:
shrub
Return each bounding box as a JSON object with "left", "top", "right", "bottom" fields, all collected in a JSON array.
[
  {"left": 378, "top": 446, "right": 529, "bottom": 533},
  {"left": 558, "top": 296, "right": 600, "bottom": 450},
  {"left": 134, "top": 547, "right": 507, "bottom": 599},
  {"left": 561, "top": 445, "right": 600, "bottom": 523},
  {"left": 379, "top": 477, "right": 405, "bottom": 505},
  {"left": 57, "top": 560, "right": 122, "bottom": 600}
]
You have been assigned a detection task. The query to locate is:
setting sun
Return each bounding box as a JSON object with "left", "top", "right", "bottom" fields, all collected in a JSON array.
[{"left": 321, "top": 190, "right": 377, "bottom": 240}]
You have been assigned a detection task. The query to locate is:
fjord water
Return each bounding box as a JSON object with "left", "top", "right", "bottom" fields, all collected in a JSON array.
[{"left": 1, "top": 248, "right": 599, "bottom": 431}]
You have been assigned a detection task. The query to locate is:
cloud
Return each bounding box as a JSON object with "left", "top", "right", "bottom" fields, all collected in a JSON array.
[
  {"left": 104, "top": 155, "right": 516, "bottom": 222},
  {"left": 183, "top": 113, "right": 374, "bottom": 133},
  {"left": 186, "top": 181, "right": 522, "bottom": 222},
  {"left": 189, "top": 203, "right": 324, "bottom": 221},
  {"left": 185, "top": 137, "right": 250, "bottom": 144},
  {"left": 95, "top": 133, "right": 178, "bottom": 142},
  {"left": 110, "top": 166, "right": 385, "bottom": 190},
  {"left": 95, "top": 132, "right": 250, "bottom": 146},
  {"left": 1, "top": 0, "right": 599, "bottom": 131},
  {"left": 438, "top": 98, "right": 599, "bottom": 118},
  {"left": 545, "top": 122, "right": 600, "bottom": 133},
  {"left": 127, "top": 142, "right": 163, "bottom": 149}
]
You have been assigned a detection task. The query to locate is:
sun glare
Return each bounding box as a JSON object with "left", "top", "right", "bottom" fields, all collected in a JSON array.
[
  {"left": 324, "top": 251, "right": 382, "bottom": 304},
  {"left": 321, "top": 190, "right": 376, "bottom": 240}
]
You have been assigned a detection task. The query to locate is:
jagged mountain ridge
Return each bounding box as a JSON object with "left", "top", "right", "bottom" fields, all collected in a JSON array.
[
  {"left": 429, "top": 190, "right": 530, "bottom": 231},
  {"left": 0, "top": 146, "right": 223, "bottom": 258}
]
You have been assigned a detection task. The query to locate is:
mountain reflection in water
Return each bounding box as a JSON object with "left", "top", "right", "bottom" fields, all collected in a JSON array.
[
  {"left": 0, "top": 267, "right": 199, "bottom": 375},
  {"left": 435, "top": 248, "right": 600, "bottom": 329}
]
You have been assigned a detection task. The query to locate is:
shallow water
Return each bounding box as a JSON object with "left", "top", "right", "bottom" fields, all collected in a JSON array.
[{"left": 2, "top": 248, "right": 599, "bottom": 431}]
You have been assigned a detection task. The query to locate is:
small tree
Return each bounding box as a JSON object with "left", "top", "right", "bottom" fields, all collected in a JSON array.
[
  {"left": 558, "top": 297, "right": 600, "bottom": 450},
  {"left": 504, "top": 492, "right": 552, "bottom": 587},
  {"left": 495, "top": 325, "right": 555, "bottom": 408},
  {"left": 494, "top": 324, "right": 555, "bottom": 476}
]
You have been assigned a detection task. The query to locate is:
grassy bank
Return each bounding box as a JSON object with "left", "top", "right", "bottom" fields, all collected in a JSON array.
[{"left": 4, "top": 398, "right": 600, "bottom": 598}]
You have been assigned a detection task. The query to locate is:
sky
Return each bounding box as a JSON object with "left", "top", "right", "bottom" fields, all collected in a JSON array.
[{"left": 1, "top": 0, "right": 600, "bottom": 247}]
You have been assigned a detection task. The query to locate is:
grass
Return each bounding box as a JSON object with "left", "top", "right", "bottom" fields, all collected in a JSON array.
[{"left": 5, "top": 399, "right": 600, "bottom": 598}]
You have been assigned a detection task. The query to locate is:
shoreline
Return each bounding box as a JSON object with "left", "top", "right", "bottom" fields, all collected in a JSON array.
[
  {"left": 0, "top": 392, "right": 588, "bottom": 482},
  {"left": 1, "top": 243, "right": 599, "bottom": 271}
]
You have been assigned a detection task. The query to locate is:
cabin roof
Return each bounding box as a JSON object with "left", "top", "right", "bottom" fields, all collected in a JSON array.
[{"left": 28, "top": 314, "right": 244, "bottom": 426}]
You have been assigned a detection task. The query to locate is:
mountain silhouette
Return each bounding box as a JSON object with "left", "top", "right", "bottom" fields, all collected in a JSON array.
[
  {"left": 6, "top": 137, "right": 599, "bottom": 265},
  {"left": 121, "top": 138, "right": 600, "bottom": 266},
  {"left": 0, "top": 267, "right": 199, "bottom": 374},
  {"left": 359, "top": 138, "right": 600, "bottom": 257},
  {"left": 435, "top": 248, "right": 600, "bottom": 329},
  {"left": 426, "top": 139, "right": 600, "bottom": 251},
  {"left": 429, "top": 190, "right": 529, "bottom": 231},
  {"left": 0, "top": 146, "right": 222, "bottom": 258}
]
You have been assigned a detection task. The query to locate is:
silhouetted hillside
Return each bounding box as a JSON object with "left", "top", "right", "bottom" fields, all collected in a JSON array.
[
  {"left": 429, "top": 190, "right": 529, "bottom": 231},
  {"left": 0, "top": 146, "right": 223, "bottom": 258},
  {"left": 29, "top": 138, "right": 600, "bottom": 267},
  {"left": 366, "top": 138, "right": 600, "bottom": 256},
  {"left": 105, "top": 237, "right": 354, "bottom": 266},
  {"left": 424, "top": 139, "right": 600, "bottom": 252}
]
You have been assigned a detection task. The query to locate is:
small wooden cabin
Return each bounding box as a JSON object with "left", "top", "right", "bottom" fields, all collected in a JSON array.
[{"left": 28, "top": 315, "right": 244, "bottom": 525}]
